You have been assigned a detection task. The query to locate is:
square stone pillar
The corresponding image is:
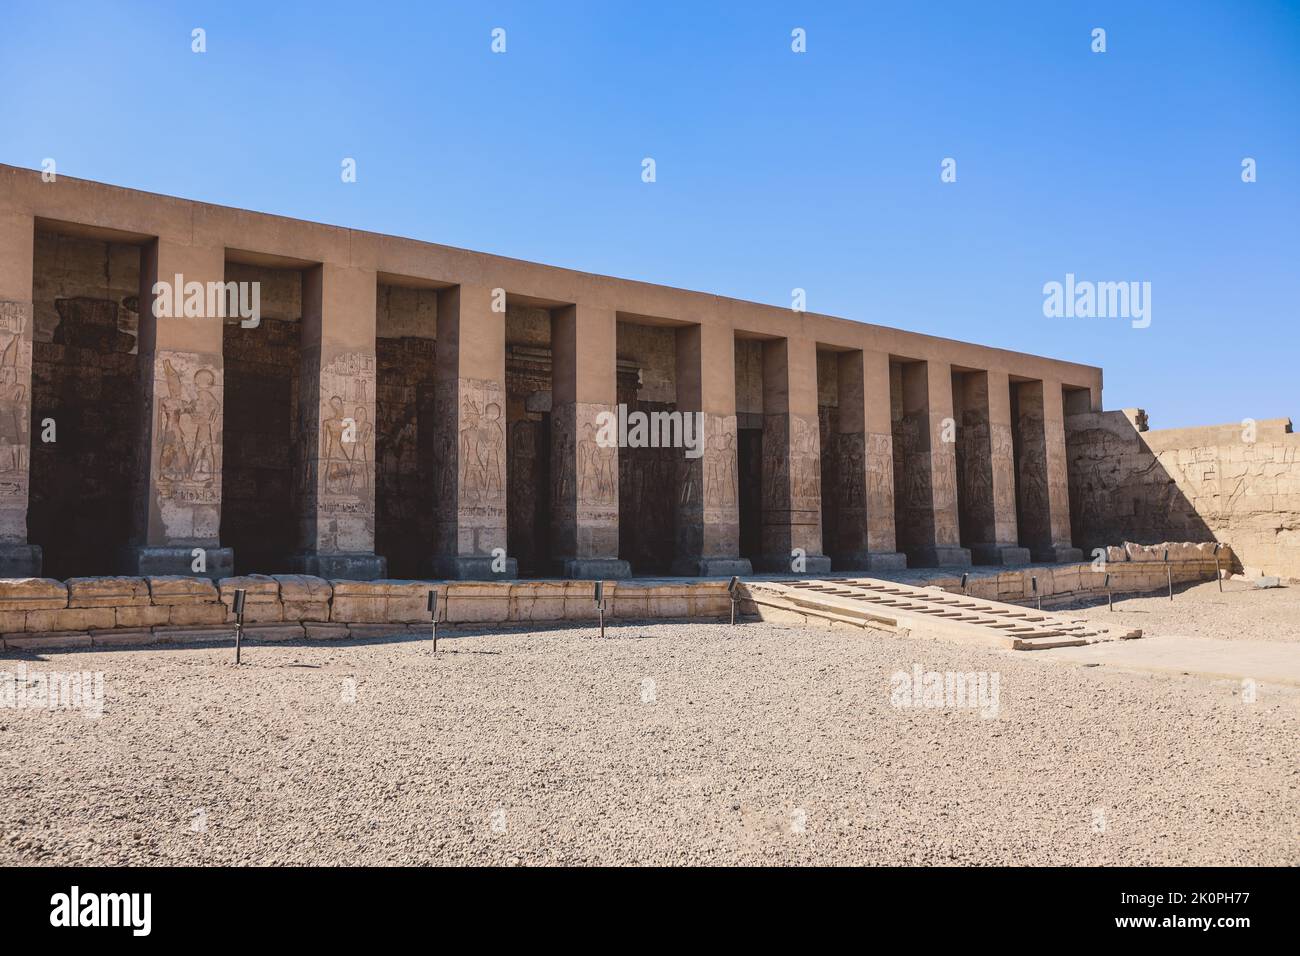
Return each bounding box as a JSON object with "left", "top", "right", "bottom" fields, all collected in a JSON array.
[
  {"left": 286, "top": 263, "right": 385, "bottom": 580},
  {"left": 894, "top": 360, "right": 970, "bottom": 567},
  {"left": 1013, "top": 379, "right": 1082, "bottom": 563},
  {"left": 550, "top": 303, "right": 630, "bottom": 579},
  {"left": 671, "top": 322, "right": 751, "bottom": 577},
  {"left": 429, "top": 284, "right": 516, "bottom": 580},
  {"left": 756, "top": 337, "right": 831, "bottom": 574},
  {"left": 830, "top": 350, "right": 905, "bottom": 571},
  {"left": 956, "top": 370, "right": 1027, "bottom": 565},
  {"left": 0, "top": 211, "right": 40, "bottom": 575},
  {"left": 122, "top": 238, "right": 234, "bottom": 578},
  {"left": 1042, "top": 378, "right": 1083, "bottom": 562},
  {"left": 924, "top": 361, "right": 971, "bottom": 566}
]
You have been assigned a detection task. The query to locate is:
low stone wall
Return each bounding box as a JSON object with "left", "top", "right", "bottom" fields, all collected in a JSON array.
[
  {"left": 0, "top": 576, "right": 733, "bottom": 651},
  {"left": 0, "top": 544, "right": 1232, "bottom": 651},
  {"left": 907, "top": 541, "right": 1234, "bottom": 607}
]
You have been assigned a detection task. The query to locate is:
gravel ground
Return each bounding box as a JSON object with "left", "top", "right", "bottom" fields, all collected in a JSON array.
[
  {"left": 1062, "top": 578, "right": 1300, "bottom": 643},
  {"left": 2, "top": 601, "right": 1296, "bottom": 866}
]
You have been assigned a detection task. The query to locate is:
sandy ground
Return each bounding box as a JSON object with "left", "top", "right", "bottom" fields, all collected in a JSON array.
[
  {"left": 3, "top": 582, "right": 1296, "bottom": 867},
  {"left": 1061, "top": 577, "right": 1300, "bottom": 643}
]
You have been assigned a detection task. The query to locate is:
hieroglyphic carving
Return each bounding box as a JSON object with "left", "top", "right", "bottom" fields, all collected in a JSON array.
[
  {"left": 865, "top": 431, "right": 896, "bottom": 551},
  {"left": 299, "top": 348, "right": 376, "bottom": 554},
  {"left": 1015, "top": 406, "right": 1051, "bottom": 548},
  {"left": 989, "top": 421, "right": 1017, "bottom": 543},
  {"left": 155, "top": 356, "right": 221, "bottom": 502},
  {"left": 702, "top": 415, "right": 739, "bottom": 510},
  {"left": 0, "top": 302, "right": 32, "bottom": 505},
  {"left": 551, "top": 402, "right": 620, "bottom": 559}
]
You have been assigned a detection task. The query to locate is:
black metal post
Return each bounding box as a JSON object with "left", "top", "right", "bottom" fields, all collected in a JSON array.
[
  {"left": 960, "top": 572, "right": 969, "bottom": 597},
  {"left": 1164, "top": 548, "right": 1173, "bottom": 600},
  {"left": 594, "top": 581, "right": 606, "bottom": 639},
  {"left": 1105, "top": 573, "right": 1112, "bottom": 611},
  {"left": 1213, "top": 543, "right": 1223, "bottom": 592},
  {"left": 427, "top": 589, "right": 438, "bottom": 652},
  {"left": 727, "top": 576, "right": 740, "bottom": 626},
  {"left": 1031, "top": 575, "right": 1040, "bottom": 610},
  {"left": 233, "top": 588, "right": 246, "bottom": 665}
]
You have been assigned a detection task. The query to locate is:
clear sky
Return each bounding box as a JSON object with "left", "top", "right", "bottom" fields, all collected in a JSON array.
[{"left": 1, "top": 1, "right": 1296, "bottom": 428}]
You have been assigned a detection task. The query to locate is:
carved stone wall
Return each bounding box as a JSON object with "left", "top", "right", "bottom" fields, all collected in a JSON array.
[
  {"left": 28, "top": 234, "right": 141, "bottom": 578},
  {"left": 1066, "top": 410, "right": 1300, "bottom": 578}
]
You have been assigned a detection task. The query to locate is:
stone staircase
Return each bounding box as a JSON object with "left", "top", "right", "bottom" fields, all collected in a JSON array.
[{"left": 741, "top": 578, "right": 1143, "bottom": 650}]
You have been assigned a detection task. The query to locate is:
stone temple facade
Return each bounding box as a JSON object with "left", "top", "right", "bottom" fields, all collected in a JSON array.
[{"left": 0, "top": 164, "right": 1101, "bottom": 581}]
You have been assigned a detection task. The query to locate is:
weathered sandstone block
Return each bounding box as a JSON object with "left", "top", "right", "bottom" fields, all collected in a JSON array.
[
  {"left": 0, "top": 578, "right": 68, "bottom": 611},
  {"left": 217, "top": 575, "right": 283, "bottom": 623},
  {"left": 272, "top": 575, "right": 332, "bottom": 622},
  {"left": 67, "top": 576, "right": 150, "bottom": 608},
  {"left": 92, "top": 628, "right": 155, "bottom": 647},
  {"left": 168, "top": 603, "right": 228, "bottom": 626},
  {"left": 507, "top": 582, "right": 568, "bottom": 622},
  {"left": 25, "top": 607, "right": 116, "bottom": 632},
  {"left": 114, "top": 605, "right": 170, "bottom": 628},
  {"left": 330, "top": 580, "right": 431, "bottom": 624},
  {"left": 153, "top": 625, "right": 232, "bottom": 644},
  {"left": 147, "top": 576, "right": 220, "bottom": 606},
  {"left": 443, "top": 583, "right": 509, "bottom": 623}
]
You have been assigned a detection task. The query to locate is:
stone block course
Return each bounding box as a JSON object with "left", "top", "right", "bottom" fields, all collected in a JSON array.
[
  {"left": 0, "top": 578, "right": 68, "bottom": 611},
  {"left": 147, "top": 576, "right": 220, "bottom": 606},
  {"left": 67, "top": 576, "right": 150, "bottom": 608}
]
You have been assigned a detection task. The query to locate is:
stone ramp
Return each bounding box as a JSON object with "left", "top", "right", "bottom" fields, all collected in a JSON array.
[{"left": 742, "top": 577, "right": 1143, "bottom": 650}]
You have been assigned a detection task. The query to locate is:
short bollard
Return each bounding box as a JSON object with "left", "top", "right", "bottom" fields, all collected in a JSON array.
[
  {"left": 1213, "top": 543, "right": 1223, "bottom": 593},
  {"left": 960, "top": 572, "right": 969, "bottom": 597},
  {"left": 594, "top": 581, "right": 607, "bottom": 639},
  {"left": 1164, "top": 548, "right": 1173, "bottom": 601},
  {"left": 1031, "top": 576, "right": 1040, "bottom": 611},
  {"left": 232, "top": 588, "right": 247, "bottom": 665},
  {"left": 427, "top": 589, "right": 438, "bottom": 652},
  {"left": 1105, "top": 573, "right": 1113, "bottom": 611},
  {"left": 727, "top": 576, "right": 741, "bottom": 625}
]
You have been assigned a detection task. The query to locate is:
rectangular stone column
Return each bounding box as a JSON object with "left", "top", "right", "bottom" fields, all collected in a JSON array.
[
  {"left": 756, "top": 337, "right": 831, "bottom": 574},
  {"left": 0, "top": 211, "right": 40, "bottom": 575},
  {"left": 830, "top": 350, "right": 905, "bottom": 570},
  {"left": 1013, "top": 379, "right": 1082, "bottom": 563},
  {"left": 894, "top": 360, "right": 970, "bottom": 567},
  {"left": 671, "top": 322, "right": 750, "bottom": 577},
  {"left": 550, "top": 303, "right": 630, "bottom": 578},
  {"left": 1041, "top": 379, "right": 1083, "bottom": 562},
  {"left": 924, "top": 361, "right": 971, "bottom": 566},
  {"left": 957, "top": 370, "right": 1027, "bottom": 565},
  {"left": 123, "top": 238, "right": 234, "bottom": 578},
  {"left": 430, "top": 284, "right": 515, "bottom": 579},
  {"left": 287, "top": 262, "right": 385, "bottom": 580}
]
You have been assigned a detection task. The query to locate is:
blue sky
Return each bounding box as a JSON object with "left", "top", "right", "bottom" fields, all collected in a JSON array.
[{"left": 1, "top": 1, "right": 1296, "bottom": 428}]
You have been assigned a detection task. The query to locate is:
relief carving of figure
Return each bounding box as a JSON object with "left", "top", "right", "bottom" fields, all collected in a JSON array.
[{"left": 0, "top": 332, "right": 30, "bottom": 477}]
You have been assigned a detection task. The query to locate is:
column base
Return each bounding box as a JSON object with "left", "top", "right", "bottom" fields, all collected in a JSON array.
[
  {"left": 429, "top": 555, "right": 519, "bottom": 581},
  {"left": 970, "top": 544, "right": 1032, "bottom": 566},
  {"left": 908, "top": 546, "right": 973, "bottom": 568},
  {"left": 669, "top": 557, "right": 754, "bottom": 578},
  {"left": 831, "top": 551, "right": 908, "bottom": 572},
  {"left": 0, "top": 544, "right": 43, "bottom": 577},
  {"left": 283, "top": 552, "right": 387, "bottom": 581},
  {"left": 118, "top": 546, "right": 234, "bottom": 580},
  {"left": 556, "top": 558, "right": 632, "bottom": 580},
  {"left": 752, "top": 553, "right": 834, "bottom": 575},
  {"left": 1031, "top": 546, "right": 1085, "bottom": 564}
]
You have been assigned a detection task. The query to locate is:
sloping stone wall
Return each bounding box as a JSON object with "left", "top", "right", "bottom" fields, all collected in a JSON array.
[{"left": 1066, "top": 409, "right": 1300, "bottom": 578}]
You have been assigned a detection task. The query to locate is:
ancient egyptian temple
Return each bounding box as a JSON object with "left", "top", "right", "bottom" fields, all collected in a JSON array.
[{"left": 0, "top": 165, "right": 1099, "bottom": 581}]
